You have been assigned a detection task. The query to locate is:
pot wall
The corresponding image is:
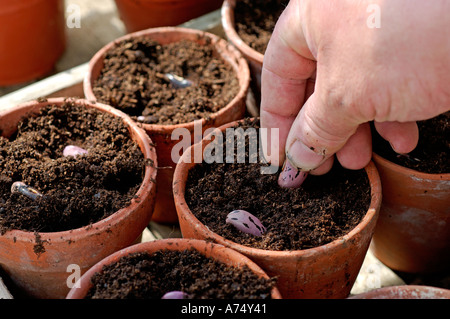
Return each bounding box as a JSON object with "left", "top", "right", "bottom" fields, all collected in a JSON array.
[
  {"left": 114, "top": 0, "right": 224, "bottom": 33},
  {"left": 84, "top": 27, "right": 249, "bottom": 224},
  {"left": 173, "top": 120, "right": 382, "bottom": 299},
  {"left": 0, "top": 0, "right": 66, "bottom": 86},
  {"left": 0, "top": 98, "right": 158, "bottom": 298},
  {"left": 221, "top": 0, "right": 263, "bottom": 106},
  {"left": 371, "top": 153, "right": 450, "bottom": 273}
]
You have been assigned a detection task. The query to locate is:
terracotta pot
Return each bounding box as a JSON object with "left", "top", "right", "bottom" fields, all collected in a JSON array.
[
  {"left": 114, "top": 0, "right": 224, "bottom": 33},
  {"left": 221, "top": 0, "right": 264, "bottom": 111},
  {"left": 66, "top": 238, "right": 282, "bottom": 299},
  {"left": 370, "top": 153, "right": 450, "bottom": 274},
  {"left": 84, "top": 27, "right": 250, "bottom": 224},
  {"left": 349, "top": 285, "right": 450, "bottom": 299},
  {"left": 173, "top": 119, "right": 382, "bottom": 299},
  {"left": 0, "top": 98, "right": 158, "bottom": 299},
  {"left": 0, "top": 0, "right": 66, "bottom": 86}
]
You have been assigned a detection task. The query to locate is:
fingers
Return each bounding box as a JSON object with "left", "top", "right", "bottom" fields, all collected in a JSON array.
[
  {"left": 336, "top": 123, "right": 373, "bottom": 170},
  {"left": 374, "top": 121, "right": 419, "bottom": 154},
  {"left": 260, "top": 0, "right": 316, "bottom": 167},
  {"left": 285, "top": 89, "right": 361, "bottom": 172}
]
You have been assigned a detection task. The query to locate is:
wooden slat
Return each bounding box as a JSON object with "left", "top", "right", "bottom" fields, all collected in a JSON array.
[{"left": 0, "top": 63, "right": 88, "bottom": 113}]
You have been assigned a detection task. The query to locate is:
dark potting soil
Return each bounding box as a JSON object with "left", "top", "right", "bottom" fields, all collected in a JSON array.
[
  {"left": 185, "top": 118, "right": 371, "bottom": 251},
  {"left": 372, "top": 112, "right": 449, "bottom": 174},
  {"left": 92, "top": 36, "right": 240, "bottom": 125},
  {"left": 234, "top": 0, "right": 287, "bottom": 54},
  {"left": 0, "top": 101, "right": 146, "bottom": 235},
  {"left": 86, "top": 249, "right": 275, "bottom": 299}
]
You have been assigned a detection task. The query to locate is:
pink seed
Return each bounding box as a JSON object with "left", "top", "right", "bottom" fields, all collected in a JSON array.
[
  {"left": 226, "top": 210, "right": 266, "bottom": 237},
  {"left": 278, "top": 160, "right": 308, "bottom": 188},
  {"left": 63, "top": 145, "right": 88, "bottom": 157},
  {"left": 161, "top": 291, "right": 189, "bottom": 299}
]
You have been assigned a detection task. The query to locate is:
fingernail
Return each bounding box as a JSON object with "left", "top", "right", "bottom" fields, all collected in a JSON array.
[
  {"left": 286, "top": 139, "right": 325, "bottom": 171},
  {"left": 278, "top": 159, "right": 308, "bottom": 188}
]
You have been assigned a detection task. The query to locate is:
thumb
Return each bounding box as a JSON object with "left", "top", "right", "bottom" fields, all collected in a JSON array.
[{"left": 285, "top": 91, "right": 360, "bottom": 171}]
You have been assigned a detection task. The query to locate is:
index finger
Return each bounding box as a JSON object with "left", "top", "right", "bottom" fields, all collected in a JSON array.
[{"left": 260, "top": 0, "right": 317, "bottom": 166}]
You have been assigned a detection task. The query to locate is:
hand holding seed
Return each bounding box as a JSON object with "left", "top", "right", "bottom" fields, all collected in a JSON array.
[
  {"left": 278, "top": 160, "right": 308, "bottom": 188},
  {"left": 226, "top": 210, "right": 266, "bottom": 237},
  {"left": 261, "top": 0, "right": 450, "bottom": 178}
]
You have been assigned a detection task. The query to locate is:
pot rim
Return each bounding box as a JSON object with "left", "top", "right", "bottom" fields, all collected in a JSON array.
[
  {"left": 372, "top": 152, "right": 450, "bottom": 180},
  {"left": 173, "top": 119, "right": 382, "bottom": 259},
  {"left": 66, "top": 237, "right": 283, "bottom": 299},
  {"left": 221, "top": 0, "right": 264, "bottom": 64},
  {"left": 0, "top": 97, "right": 158, "bottom": 243},
  {"left": 83, "top": 26, "right": 250, "bottom": 134}
]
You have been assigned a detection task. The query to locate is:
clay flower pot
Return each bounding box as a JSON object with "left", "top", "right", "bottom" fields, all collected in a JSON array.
[
  {"left": 114, "top": 0, "right": 224, "bottom": 33},
  {"left": 222, "top": 0, "right": 284, "bottom": 113},
  {"left": 66, "top": 238, "right": 282, "bottom": 299},
  {"left": 370, "top": 153, "right": 450, "bottom": 274},
  {"left": 173, "top": 119, "right": 382, "bottom": 299},
  {"left": 221, "top": 0, "right": 263, "bottom": 101},
  {"left": 0, "top": 0, "right": 66, "bottom": 86},
  {"left": 349, "top": 285, "right": 450, "bottom": 299},
  {"left": 0, "top": 98, "right": 158, "bottom": 299},
  {"left": 84, "top": 27, "right": 250, "bottom": 224}
]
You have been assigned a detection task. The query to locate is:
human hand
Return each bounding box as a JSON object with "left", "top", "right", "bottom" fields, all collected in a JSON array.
[{"left": 260, "top": 0, "right": 450, "bottom": 185}]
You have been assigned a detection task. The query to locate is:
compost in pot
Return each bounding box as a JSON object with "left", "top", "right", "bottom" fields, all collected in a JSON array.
[
  {"left": 0, "top": 101, "right": 147, "bottom": 235},
  {"left": 185, "top": 118, "right": 372, "bottom": 251},
  {"left": 86, "top": 249, "right": 276, "bottom": 299},
  {"left": 92, "top": 36, "right": 240, "bottom": 125}
]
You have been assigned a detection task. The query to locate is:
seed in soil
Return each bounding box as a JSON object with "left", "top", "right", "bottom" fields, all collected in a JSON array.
[
  {"left": 163, "top": 73, "right": 193, "bottom": 89},
  {"left": 396, "top": 153, "right": 421, "bottom": 163},
  {"left": 226, "top": 210, "right": 266, "bottom": 237},
  {"left": 11, "top": 182, "right": 43, "bottom": 201},
  {"left": 161, "top": 291, "right": 190, "bottom": 299},
  {"left": 92, "top": 37, "right": 239, "bottom": 125},
  {"left": 63, "top": 145, "right": 88, "bottom": 157}
]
